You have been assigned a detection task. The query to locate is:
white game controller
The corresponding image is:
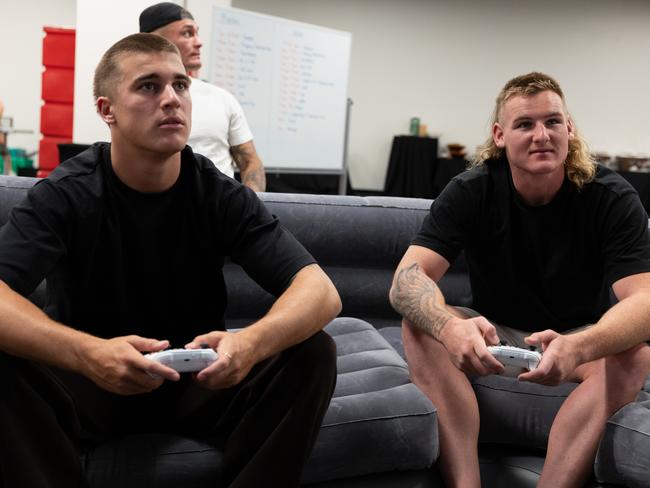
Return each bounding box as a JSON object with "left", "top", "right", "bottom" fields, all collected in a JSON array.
[
  {"left": 145, "top": 348, "right": 218, "bottom": 373},
  {"left": 487, "top": 345, "right": 541, "bottom": 377}
]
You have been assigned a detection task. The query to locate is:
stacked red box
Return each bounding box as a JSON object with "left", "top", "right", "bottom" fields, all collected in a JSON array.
[{"left": 40, "top": 27, "right": 76, "bottom": 171}]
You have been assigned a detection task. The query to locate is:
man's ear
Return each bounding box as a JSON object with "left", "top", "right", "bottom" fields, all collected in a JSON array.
[
  {"left": 567, "top": 117, "right": 575, "bottom": 139},
  {"left": 96, "top": 97, "right": 115, "bottom": 125},
  {"left": 492, "top": 122, "right": 505, "bottom": 148}
]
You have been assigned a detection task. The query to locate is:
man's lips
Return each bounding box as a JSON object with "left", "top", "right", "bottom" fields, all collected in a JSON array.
[
  {"left": 159, "top": 116, "right": 184, "bottom": 128},
  {"left": 530, "top": 148, "right": 554, "bottom": 155}
]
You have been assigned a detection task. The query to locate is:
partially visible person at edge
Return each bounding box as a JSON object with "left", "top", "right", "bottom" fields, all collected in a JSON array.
[
  {"left": 140, "top": 2, "right": 266, "bottom": 191},
  {"left": 390, "top": 71, "right": 650, "bottom": 487},
  {"left": 0, "top": 33, "right": 340, "bottom": 487}
]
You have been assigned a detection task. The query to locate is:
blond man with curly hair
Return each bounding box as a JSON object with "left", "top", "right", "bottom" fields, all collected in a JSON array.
[{"left": 390, "top": 72, "right": 650, "bottom": 487}]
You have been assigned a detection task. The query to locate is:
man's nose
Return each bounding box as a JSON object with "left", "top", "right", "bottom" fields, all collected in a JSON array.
[
  {"left": 533, "top": 122, "right": 549, "bottom": 142},
  {"left": 161, "top": 84, "right": 181, "bottom": 108},
  {"left": 195, "top": 34, "right": 203, "bottom": 49}
]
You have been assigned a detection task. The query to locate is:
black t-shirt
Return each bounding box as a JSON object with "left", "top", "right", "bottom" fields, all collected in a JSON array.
[
  {"left": 413, "top": 158, "right": 650, "bottom": 332},
  {"left": 0, "top": 143, "right": 315, "bottom": 345}
]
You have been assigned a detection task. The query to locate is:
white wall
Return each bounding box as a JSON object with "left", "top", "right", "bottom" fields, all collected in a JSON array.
[
  {"left": 233, "top": 0, "right": 650, "bottom": 190},
  {"left": 0, "top": 0, "right": 76, "bottom": 164}
]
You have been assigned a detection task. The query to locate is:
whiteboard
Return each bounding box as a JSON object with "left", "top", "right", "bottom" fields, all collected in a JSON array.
[{"left": 207, "top": 7, "right": 351, "bottom": 172}]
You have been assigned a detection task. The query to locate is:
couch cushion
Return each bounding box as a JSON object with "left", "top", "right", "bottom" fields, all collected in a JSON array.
[
  {"left": 595, "top": 391, "right": 650, "bottom": 487},
  {"left": 303, "top": 318, "right": 438, "bottom": 484}
]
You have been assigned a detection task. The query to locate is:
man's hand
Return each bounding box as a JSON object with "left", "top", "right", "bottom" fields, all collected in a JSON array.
[
  {"left": 81, "top": 335, "right": 180, "bottom": 395},
  {"left": 440, "top": 316, "right": 504, "bottom": 376},
  {"left": 185, "top": 330, "right": 257, "bottom": 389},
  {"left": 519, "top": 330, "right": 580, "bottom": 385}
]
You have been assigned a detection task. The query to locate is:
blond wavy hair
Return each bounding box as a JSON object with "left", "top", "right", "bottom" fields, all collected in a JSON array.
[{"left": 472, "top": 72, "right": 596, "bottom": 189}]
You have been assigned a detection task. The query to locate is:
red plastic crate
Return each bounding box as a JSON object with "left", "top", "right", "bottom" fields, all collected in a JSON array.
[
  {"left": 42, "top": 68, "right": 75, "bottom": 103},
  {"left": 40, "top": 102, "right": 73, "bottom": 138},
  {"left": 39, "top": 136, "right": 71, "bottom": 170},
  {"left": 43, "top": 27, "right": 76, "bottom": 68}
]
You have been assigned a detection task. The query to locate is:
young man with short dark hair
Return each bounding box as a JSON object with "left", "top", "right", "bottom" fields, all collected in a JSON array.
[{"left": 0, "top": 33, "right": 340, "bottom": 487}]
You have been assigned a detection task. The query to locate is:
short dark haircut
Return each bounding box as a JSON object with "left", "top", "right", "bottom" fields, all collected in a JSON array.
[{"left": 93, "top": 33, "right": 180, "bottom": 100}]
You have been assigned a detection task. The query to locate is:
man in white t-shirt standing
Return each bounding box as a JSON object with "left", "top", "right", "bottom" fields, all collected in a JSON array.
[{"left": 140, "top": 2, "right": 266, "bottom": 191}]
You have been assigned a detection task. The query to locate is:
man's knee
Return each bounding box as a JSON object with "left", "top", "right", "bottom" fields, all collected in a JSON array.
[
  {"left": 581, "top": 343, "right": 650, "bottom": 402},
  {"left": 606, "top": 343, "right": 650, "bottom": 392},
  {"left": 290, "top": 330, "right": 337, "bottom": 383}
]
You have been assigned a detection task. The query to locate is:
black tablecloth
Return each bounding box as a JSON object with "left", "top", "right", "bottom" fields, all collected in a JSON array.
[
  {"left": 384, "top": 136, "right": 438, "bottom": 198},
  {"left": 384, "top": 135, "right": 468, "bottom": 198}
]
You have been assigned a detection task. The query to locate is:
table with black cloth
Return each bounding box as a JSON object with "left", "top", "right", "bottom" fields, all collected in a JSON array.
[{"left": 384, "top": 135, "right": 467, "bottom": 198}]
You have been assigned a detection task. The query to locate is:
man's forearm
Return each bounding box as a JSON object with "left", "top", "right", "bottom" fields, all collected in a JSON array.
[
  {"left": 240, "top": 163, "right": 266, "bottom": 192},
  {"left": 571, "top": 291, "right": 650, "bottom": 364},
  {"left": 389, "top": 263, "right": 453, "bottom": 340},
  {"left": 238, "top": 264, "right": 341, "bottom": 363},
  {"left": 231, "top": 141, "right": 266, "bottom": 192}
]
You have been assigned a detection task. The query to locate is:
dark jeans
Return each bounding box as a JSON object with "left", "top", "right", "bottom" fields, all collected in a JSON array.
[{"left": 0, "top": 331, "right": 337, "bottom": 488}]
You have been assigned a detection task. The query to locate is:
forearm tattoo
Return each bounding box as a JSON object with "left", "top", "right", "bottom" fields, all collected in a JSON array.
[
  {"left": 390, "top": 263, "right": 453, "bottom": 339},
  {"left": 240, "top": 166, "right": 266, "bottom": 192},
  {"left": 231, "top": 143, "right": 266, "bottom": 192}
]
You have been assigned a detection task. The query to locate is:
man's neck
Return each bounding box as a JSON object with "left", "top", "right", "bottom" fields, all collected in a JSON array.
[
  {"left": 510, "top": 167, "right": 565, "bottom": 206},
  {"left": 110, "top": 143, "right": 181, "bottom": 193}
]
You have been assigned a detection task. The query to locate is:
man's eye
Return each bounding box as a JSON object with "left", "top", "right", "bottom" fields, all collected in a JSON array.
[
  {"left": 546, "top": 119, "right": 560, "bottom": 126},
  {"left": 140, "top": 82, "right": 156, "bottom": 92},
  {"left": 516, "top": 121, "right": 531, "bottom": 129},
  {"left": 174, "top": 81, "right": 188, "bottom": 91}
]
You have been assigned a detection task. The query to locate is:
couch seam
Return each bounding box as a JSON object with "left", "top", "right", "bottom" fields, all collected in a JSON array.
[
  {"left": 321, "top": 410, "right": 436, "bottom": 428},
  {"left": 0, "top": 184, "right": 34, "bottom": 190},
  {"left": 337, "top": 346, "right": 397, "bottom": 356},
  {"left": 472, "top": 383, "right": 571, "bottom": 398},
  {"left": 606, "top": 419, "right": 650, "bottom": 436},
  {"left": 264, "top": 199, "right": 430, "bottom": 212},
  {"left": 336, "top": 364, "right": 407, "bottom": 377}
]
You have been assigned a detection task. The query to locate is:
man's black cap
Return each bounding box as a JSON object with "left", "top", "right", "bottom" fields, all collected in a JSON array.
[{"left": 139, "top": 2, "right": 194, "bottom": 33}]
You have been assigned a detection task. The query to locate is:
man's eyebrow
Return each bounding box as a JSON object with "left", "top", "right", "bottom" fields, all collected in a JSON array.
[
  {"left": 132, "top": 73, "right": 162, "bottom": 84},
  {"left": 132, "top": 73, "right": 191, "bottom": 84}
]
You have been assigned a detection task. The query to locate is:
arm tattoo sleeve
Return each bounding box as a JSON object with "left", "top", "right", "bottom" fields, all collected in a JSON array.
[
  {"left": 390, "top": 263, "right": 453, "bottom": 340},
  {"left": 231, "top": 142, "right": 266, "bottom": 192}
]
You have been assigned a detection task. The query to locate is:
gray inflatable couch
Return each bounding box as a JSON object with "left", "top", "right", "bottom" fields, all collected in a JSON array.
[{"left": 0, "top": 174, "right": 648, "bottom": 487}]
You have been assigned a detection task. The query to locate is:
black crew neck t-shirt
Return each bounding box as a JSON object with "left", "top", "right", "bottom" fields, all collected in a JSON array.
[
  {"left": 0, "top": 143, "right": 315, "bottom": 345},
  {"left": 413, "top": 158, "right": 650, "bottom": 332}
]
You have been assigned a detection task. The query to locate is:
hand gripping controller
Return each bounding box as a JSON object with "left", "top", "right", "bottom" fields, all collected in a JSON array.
[
  {"left": 145, "top": 347, "right": 218, "bottom": 373},
  {"left": 487, "top": 345, "right": 541, "bottom": 377}
]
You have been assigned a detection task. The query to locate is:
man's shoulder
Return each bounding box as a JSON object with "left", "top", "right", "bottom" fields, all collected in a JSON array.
[
  {"left": 587, "top": 164, "right": 638, "bottom": 199},
  {"left": 445, "top": 159, "right": 501, "bottom": 194},
  {"left": 39, "top": 142, "right": 107, "bottom": 194}
]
